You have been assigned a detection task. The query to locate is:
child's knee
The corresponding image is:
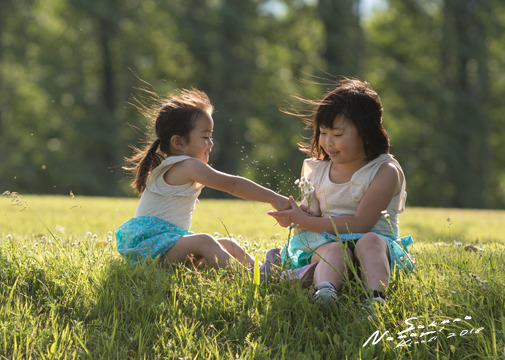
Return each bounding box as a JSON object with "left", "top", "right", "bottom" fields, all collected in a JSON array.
[
  {"left": 217, "top": 238, "right": 238, "bottom": 247},
  {"left": 198, "top": 233, "right": 220, "bottom": 246},
  {"left": 315, "top": 241, "right": 353, "bottom": 260},
  {"left": 356, "top": 233, "right": 387, "bottom": 254}
]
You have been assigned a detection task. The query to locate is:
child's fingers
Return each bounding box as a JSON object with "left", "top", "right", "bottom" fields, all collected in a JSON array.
[{"left": 288, "top": 196, "right": 299, "bottom": 208}]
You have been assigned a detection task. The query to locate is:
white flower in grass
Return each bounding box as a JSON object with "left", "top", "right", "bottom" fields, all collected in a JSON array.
[{"left": 6, "top": 234, "right": 13, "bottom": 240}]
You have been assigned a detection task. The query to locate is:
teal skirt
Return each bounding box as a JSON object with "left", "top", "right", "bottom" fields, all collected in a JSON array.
[
  {"left": 280, "top": 230, "right": 414, "bottom": 278},
  {"left": 115, "top": 216, "right": 193, "bottom": 264}
]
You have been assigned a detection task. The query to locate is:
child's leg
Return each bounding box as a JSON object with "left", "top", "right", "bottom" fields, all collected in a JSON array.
[
  {"left": 311, "top": 242, "right": 355, "bottom": 290},
  {"left": 354, "top": 233, "right": 390, "bottom": 292},
  {"left": 217, "top": 238, "right": 255, "bottom": 266},
  {"left": 160, "top": 233, "right": 237, "bottom": 269}
]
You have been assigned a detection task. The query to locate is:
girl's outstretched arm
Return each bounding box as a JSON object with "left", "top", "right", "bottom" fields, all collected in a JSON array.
[
  {"left": 167, "top": 158, "right": 290, "bottom": 211},
  {"left": 268, "top": 162, "right": 402, "bottom": 233}
]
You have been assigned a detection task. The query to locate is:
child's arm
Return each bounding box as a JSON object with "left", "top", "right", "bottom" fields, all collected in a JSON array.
[
  {"left": 268, "top": 163, "right": 401, "bottom": 233},
  {"left": 169, "top": 158, "right": 290, "bottom": 210}
]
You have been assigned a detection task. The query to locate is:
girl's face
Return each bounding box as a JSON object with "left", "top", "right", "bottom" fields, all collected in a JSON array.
[
  {"left": 182, "top": 112, "right": 214, "bottom": 163},
  {"left": 318, "top": 115, "right": 366, "bottom": 166}
]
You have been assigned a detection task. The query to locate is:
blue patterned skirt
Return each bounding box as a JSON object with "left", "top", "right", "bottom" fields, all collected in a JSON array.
[
  {"left": 280, "top": 230, "right": 414, "bottom": 278},
  {"left": 115, "top": 216, "right": 193, "bottom": 264}
]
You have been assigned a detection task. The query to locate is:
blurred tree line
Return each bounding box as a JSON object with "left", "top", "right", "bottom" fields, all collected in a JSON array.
[{"left": 1, "top": 0, "right": 505, "bottom": 208}]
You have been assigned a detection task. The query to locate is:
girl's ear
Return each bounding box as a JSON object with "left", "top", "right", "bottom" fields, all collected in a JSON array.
[{"left": 170, "top": 135, "right": 186, "bottom": 152}]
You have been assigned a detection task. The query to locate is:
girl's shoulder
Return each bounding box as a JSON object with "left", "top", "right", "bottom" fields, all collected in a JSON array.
[
  {"left": 302, "top": 158, "right": 331, "bottom": 183},
  {"left": 353, "top": 154, "right": 400, "bottom": 176},
  {"left": 149, "top": 155, "right": 195, "bottom": 180},
  {"left": 303, "top": 158, "right": 330, "bottom": 169},
  {"left": 160, "top": 155, "right": 195, "bottom": 167}
]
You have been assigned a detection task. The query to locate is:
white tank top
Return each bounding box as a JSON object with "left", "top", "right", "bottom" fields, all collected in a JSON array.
[
  {"left": 135, "top": 155, "right": 204, "bottom": 230},
  {"left": 300, "top": 154, "right": 407, "bottom": 237}
]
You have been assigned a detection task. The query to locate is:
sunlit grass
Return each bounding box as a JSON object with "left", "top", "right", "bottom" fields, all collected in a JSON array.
[{"left": 0, "top": 194, "right": 504, "bottom": 358}]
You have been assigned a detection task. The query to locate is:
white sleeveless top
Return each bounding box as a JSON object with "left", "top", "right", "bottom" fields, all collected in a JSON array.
[
  {"left": 300, "top": 154, "right": 407, "bottom": 237},
  {"left": 135, "top": 155, "right": 204, "bottom": 230}
]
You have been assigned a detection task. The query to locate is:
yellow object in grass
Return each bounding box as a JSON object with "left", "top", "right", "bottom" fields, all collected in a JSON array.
[{"left": 253, "top": 255, "right": 260, "bottom": 285}]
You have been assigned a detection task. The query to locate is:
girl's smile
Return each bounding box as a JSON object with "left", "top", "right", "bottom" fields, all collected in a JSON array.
[{"left": 319, "top": 115, "right": 366, "bottom": 166}]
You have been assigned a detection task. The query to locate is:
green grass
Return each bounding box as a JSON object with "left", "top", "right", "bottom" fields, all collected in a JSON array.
[{"left": 1, "top": 193, "right": 504, "bottom": 359}]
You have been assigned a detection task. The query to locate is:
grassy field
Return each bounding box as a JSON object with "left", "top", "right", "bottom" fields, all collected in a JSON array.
[{"left": 0, "top": 193, "right": 504, "bottom": 359}]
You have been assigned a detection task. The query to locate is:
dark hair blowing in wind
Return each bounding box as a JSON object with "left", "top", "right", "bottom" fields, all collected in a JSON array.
[
  {"left": 124, "top": 88, "right": 213, "bottom": 194},
  {"left": 299, "top": 78, "right": 390, "bottom": 161}
]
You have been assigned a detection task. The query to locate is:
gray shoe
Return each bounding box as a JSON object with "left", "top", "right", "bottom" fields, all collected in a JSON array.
[
  {"left": 259, "top": 248, "right": 281, "bottom": 276},
  {"left": 312, "top": 281, "right": 338, "bottom": 306},
  {"left": 253, "top": 248, "right": 282, "bottom": 284},
  {"left": 359, "top": 297, "right": 386, "bottom": 321}
]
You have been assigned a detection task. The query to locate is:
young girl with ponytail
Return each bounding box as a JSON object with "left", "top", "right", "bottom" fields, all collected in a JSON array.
[{"left": 116, "top": 88, "right": 289, "bottom": 268}]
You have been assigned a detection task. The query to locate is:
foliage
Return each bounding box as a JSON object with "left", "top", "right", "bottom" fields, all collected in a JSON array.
[
  {"left": 1, "top": 0, "right": 505, "bottom": 207},
  {"left": 0, "top": 195, "right": 504, "bottom": 358}
]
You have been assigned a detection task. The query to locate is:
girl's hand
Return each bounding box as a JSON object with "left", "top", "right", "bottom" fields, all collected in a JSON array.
[
  {"left": 268, "top": 196, "right": 306, "bottom": 228},
  {"left": 272, "top": 194, "right": 291, "bottom": 211},
  {"left": 299, "top": 204, "right": 319, "bottom": 217}
]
